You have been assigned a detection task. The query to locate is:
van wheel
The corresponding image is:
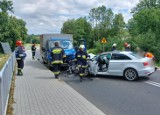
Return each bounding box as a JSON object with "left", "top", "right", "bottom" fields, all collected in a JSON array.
[{"left": 124, "top": 68, "right": 138, "bottom": 81}]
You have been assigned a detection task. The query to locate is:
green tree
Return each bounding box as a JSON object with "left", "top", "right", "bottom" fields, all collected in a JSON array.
[
  {"left": 61, "top": 18, "right": 92, "bottom": 48},
  {"left": 61, "top": 19, "right": 75, "bottom": 34},
  {"left": 132, "top": 0, "right": 158, "bottom": 13},
  {"left": 127, "top": 0, "right": 160, "bottom": 62},
  {"left": 88, "top": 6, "right": 115, "bottom": 47},
  {"left": 0, "top": 0, "right": 27, "bottom": 50},
  {"left": 112, "top": 13, "right": 126, "bottom": 37},
  {"left": 0, "top": 0, "right": 13, "bottom": 13}
]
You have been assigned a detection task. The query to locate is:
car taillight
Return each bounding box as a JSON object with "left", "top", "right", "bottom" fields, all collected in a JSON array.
[{"left": 143, "top": 62, "right": 149, "bottom": 66}]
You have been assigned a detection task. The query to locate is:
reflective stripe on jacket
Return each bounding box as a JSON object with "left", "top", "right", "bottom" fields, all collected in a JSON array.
[
  {"left": 76, "top": 50, "right": 88, "bottom": 65},
  {"left": 51, "top": 46, "right": 65, "bottom": 64}
]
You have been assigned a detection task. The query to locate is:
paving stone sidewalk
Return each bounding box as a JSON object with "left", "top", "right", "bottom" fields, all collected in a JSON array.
[{"left": 13, "top": 50, "right": 106, "bottom": 115}]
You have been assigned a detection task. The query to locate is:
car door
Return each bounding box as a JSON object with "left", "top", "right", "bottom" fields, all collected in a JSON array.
[
  {"left": 108, "top": 53, "right": 131, "bottom": 76},
  {"left": 90, "top": 53, "right": 111, "bottom": 75},
  {"left": 88, "top": 55, "right": 98, "bottom": 75}
]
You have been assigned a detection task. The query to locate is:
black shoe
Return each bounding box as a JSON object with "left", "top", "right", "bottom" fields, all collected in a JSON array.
[
  {"left": 20, "top": 72, "right": 23, "bottom": 76},
  {"left": 55, "top": 76, "right": 59, "bottom": 79},
  {"left": 17, "top": 73, "right": 20, "bottom": 76}
]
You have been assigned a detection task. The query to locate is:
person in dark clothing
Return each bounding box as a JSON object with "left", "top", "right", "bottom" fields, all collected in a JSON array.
[
  {"left": 97, "top": 56, "right": 104, "bottom": 71},
  {"left": 31, "top": 43, "right": 36, "bottom": 59},
  {"left": 125, "top": 44, "right": 131, "bottom": 51},
  {"left": 111, "top": 43, "right": 117, "bottom": 51},
  {"left": 124, "top": 42, "right": 128, "bottom": 51},
  {"left": 51, "top": 42, "right": 66, "bottom": 79},
  {"left": 75, "top": 45, "right": 89, "bottom": 81},
  {"left": 15, "top": 40, "right": 26, "bottom": 76}
]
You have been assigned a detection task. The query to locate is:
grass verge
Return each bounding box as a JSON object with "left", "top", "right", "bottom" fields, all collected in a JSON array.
[
  {"left": 6, "top": 65, "right": 16, "bottom": 115},
  {"left": 0, "top": 54, "right": 10, "bottom": 70},
  {"left": 156, "top": 63, "right": 160, "bottom": 67}
]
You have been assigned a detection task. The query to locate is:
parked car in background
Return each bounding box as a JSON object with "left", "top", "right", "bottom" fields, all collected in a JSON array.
[{"left": 88, "top": 51, "right": 156, "bottom": 81}]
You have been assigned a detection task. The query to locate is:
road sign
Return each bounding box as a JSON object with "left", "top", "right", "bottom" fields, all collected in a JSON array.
[
  {"left": 0, "top": 42, "right": 12, "bottom": 54},
  {"left": 101, "top": 38, "right": 107, "bottom": 44}
]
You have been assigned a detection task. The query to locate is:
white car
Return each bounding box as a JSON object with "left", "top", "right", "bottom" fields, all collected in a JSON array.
[
  {"left": 88, "top": 53, "right": 96, "bottom": 59},
  {"left": 88, "top": 51, "right": 156, "bottom": 81}
]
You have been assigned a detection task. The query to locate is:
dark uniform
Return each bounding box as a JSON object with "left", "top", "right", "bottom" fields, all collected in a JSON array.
[
  {"left": 51, "top": 46, "right": 66, "bottom": 78},
  {"left": 111, "top": 47, "right": 116, "bottom": 51},
  {"left": 125, "top": 47, "right": 130, "bottom": 51},
  {"left": 15, "top": 46, "right": 26, "bottom": 75},
  {"left": 76, "top": 50, "right": 88, "bottom": 79},
  {"left": 31, "top": 44, "right": 36, "bottom": 59}
]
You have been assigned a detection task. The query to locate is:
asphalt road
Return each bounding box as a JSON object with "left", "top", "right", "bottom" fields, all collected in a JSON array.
[{"left": 35, "top": 49, "right": 160, "bottom": 115}]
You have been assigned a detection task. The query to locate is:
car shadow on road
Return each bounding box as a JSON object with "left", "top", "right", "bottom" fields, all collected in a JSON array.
[
  {"left": 136, "top": 77, "right": 150, "bottom": 82},
  {"left": 97, "top": 75, "right": 125, "bottom": 81},
  {"left": 97, "top": 75, "right": 150, "bottom": 82},
  {"left": 61, "top": 75, "right": 94, "bottom": 84}
]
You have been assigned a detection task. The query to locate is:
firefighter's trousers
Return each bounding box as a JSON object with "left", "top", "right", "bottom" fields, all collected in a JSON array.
[
  {"left": 52, "top": 64, "right": 61, "bottom": 78},
  {"left": 17, "top": 59, "right": 24, "bottom": 75},
  {"left": 32, "top": 51, "right": 36, "bottom": 59}
]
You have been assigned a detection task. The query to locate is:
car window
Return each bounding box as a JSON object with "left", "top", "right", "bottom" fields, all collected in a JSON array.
[
  {"left": 130, "top": 52, "right": 143, "bottom": 59},
  {"left": 111, "top": 53, "right": 131, "bottom": 60},
  {"left": 92, "top": 55, "right": 99, "bottom": 61}
]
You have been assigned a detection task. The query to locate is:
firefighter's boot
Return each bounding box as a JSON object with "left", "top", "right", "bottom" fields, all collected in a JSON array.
[
  {"left": 17, "top": 69, "right": 20, "bottom": 75},
  {"left": 20, "top": 69, "right": 23, "bottom": 76}
]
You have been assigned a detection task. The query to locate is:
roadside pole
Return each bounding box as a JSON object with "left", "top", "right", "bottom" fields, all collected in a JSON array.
[
  {"left": 103, "top": 44, "right": 104, "bottom": 52},
  {"left": 101, "top": 38, "right": 107, "bottom": 52}
]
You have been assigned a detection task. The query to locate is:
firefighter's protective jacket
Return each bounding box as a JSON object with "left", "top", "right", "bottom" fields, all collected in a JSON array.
[
  {"left": 76, "top": 50, "right": 88, "bottom": 66},
  {"left": 15, "top": 46, "right": 26, "bottom": 60},
  {"left": 31, "top": 45, "right": 36, "bottom": 52},
  {"left": 51, "top": 46, "right": 66, "bottom": 64}
]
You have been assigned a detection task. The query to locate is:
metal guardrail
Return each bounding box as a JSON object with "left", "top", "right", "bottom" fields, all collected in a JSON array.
[{"left": 0, "top": 52, "right": 16, "bottom": 115}]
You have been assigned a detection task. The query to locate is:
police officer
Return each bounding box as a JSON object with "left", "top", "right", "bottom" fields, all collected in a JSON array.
[
  {"left": 51, "top": 42, "right": 66, "bottom": 79},
  {"left": 75, "top": 45, "right": 88, "bottom": 82},
  {"left": 15, "top": 40, "right": 26, "bottom": 76},
  {"left": 31, "top": 43, "right": 36, "bottom": 59}
]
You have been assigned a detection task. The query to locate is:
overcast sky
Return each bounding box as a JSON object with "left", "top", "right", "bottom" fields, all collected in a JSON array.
[{"left": 12, "top": 0, "right": 139, "bottom": 35}]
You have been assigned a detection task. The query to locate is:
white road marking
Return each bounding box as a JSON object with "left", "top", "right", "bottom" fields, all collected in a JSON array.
[{"left": 146, "top": 81, "right": 160, "bottom": 88}]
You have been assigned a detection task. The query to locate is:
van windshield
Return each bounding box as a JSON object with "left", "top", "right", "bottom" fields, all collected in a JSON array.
[{"left": 49, "top": 40, "right": 73, "bottom": 49}]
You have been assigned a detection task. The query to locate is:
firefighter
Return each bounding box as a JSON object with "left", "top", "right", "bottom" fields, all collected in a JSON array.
[
  {"left": 51, "top": 42, "right": 66, "bottom": 79},
  {"left": 112, "top": 43, "right": 117, "bottom": 51},
  {"left": 125, "top": 44, "right": 131, "bottom": 51},
  {"left": 75, "top": 45, "right": 88, "bottom": 82},
  {"left": 15, "top": 40, "right": 26, "bottom": 76},
  {"left": 31, "top": 43, "right": 36, "bottom": 59},
  {"left": 124, "top": 42, "right": 128, "bottom": 51}
]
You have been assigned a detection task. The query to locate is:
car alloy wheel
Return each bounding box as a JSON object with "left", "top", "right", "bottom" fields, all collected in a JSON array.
[{"left": 124, "top": 68, "right": 138, "bottom": 81}]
